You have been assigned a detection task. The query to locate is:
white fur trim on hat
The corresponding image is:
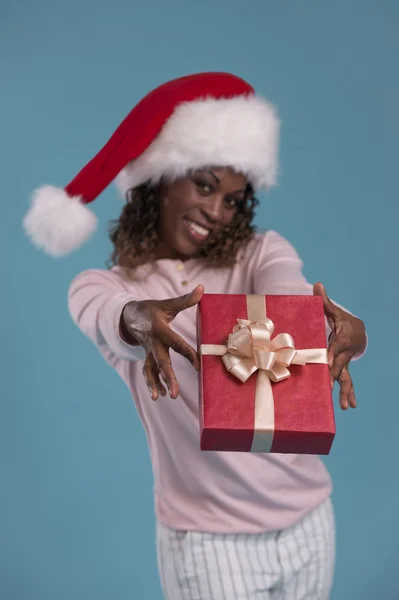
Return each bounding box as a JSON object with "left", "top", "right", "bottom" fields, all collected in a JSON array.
[
  {"left": 23, "top": 185, "right": 97, "bottom": 257},
  {"left": 116, "top": 95, "right": 279, "bottom": 195}
]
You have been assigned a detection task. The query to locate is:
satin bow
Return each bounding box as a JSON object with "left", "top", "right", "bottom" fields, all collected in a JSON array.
[{"left": 219, "top": 318, "right": 307, "bottom": 384}]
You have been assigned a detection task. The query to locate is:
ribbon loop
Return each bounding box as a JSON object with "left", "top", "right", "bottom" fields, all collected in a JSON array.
[{"left": 200, "top": 317, "right": 328, "bottom": 385}]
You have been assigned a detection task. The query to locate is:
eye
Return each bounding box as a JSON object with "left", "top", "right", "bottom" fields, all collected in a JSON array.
[
  {"left": 194, "top": 179, "right": 214, "bottom": 195},
  {"left": 224, "top": 194, "right": 245, "bottom": 209},
  {"left": 225, "top": 197, "right": 238, "bottom": 208}
]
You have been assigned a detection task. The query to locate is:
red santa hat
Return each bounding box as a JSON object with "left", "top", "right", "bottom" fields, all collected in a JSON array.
[{"left": 23, "top": 72, "right": 280, "bottom": 257}]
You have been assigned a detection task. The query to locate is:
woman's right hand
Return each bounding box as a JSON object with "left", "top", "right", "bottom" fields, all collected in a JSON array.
[{"left": 121, "top": 285, "right": 204, "bottom": 400}]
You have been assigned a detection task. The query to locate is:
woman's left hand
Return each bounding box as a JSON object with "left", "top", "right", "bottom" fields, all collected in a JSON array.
[{"left": 313, "top": 282, "right": 366, "bottom": 410}]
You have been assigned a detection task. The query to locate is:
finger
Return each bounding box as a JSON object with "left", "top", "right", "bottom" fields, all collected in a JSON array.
[
  {"left": 338, "top": 366, "right": 353, "bottom": 410},
  {"left": 143, "top": 355, "right": 167, "bottom": 400},
  {"left": 152, "top": 341, "right": 180, "bottom": 399},
  {"left": 329, "top": 348, "right": 352, "bottom": 386},
  {"left": 151, "top": 359, "right": 168, "bottom": 398},
  {"left": 157, "top": 322, "right": 200, "bottom": 371},
  {"left": 143, "top": 355, "right": 159, "bottom": 400},
  {"left": 313, "top": 282, "right": 339, "bottom": 320},
  {"left": 161, "top": 285, "right": 205, "bottom": 315},
  {"left": 348, "top": 380, "right": 357, "bottom": 409},
  {"left": 327, "top": 332, "right": 338, "bottom": 369}
]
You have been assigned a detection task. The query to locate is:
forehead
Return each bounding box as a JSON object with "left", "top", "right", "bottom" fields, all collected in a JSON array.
[{"left": 195, "top": 166, "right": 248, "bottom": 185}]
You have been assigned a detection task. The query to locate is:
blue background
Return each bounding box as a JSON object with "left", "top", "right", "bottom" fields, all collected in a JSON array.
[{"left": 1, "top": 1, "right": 398, "bottom": 598}]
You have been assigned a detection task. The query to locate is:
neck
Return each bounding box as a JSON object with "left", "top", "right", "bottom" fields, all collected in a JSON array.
[{"left": 153, "top": 241, "right": 189, "bottom": 261}]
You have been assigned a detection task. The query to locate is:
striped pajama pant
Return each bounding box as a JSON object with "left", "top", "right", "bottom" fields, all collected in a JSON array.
[{"left": 156, "top": 498, "right": 335, "bottom": 600}]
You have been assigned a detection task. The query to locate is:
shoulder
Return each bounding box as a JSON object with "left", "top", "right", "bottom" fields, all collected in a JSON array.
[
  {"left": 68, "top": 266, "right": 132, "bottom": 294},
  {"left": 241, "top": 230, "right": 303, "bottom": 265}
]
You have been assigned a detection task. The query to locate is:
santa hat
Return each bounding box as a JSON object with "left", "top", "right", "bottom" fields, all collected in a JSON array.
[{"left": 23, "top": 72, "right": 279, "bottom": 257}]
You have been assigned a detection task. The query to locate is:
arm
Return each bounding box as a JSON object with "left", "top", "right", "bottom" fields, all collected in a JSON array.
[
  {"left": 68, "top": 269, "right": 146, "bottom": 362},
  {"left": 253, "top": 231, "right": 367, "bottom": 409},
  {"left": 253, "top": 231, "right": 366, "bottom": 357},
  {"left": 68, "top": 269, "right": 204, "bottom": 399}
]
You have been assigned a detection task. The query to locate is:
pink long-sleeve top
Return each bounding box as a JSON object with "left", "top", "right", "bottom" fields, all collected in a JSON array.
[{"left": 68, "top": 230, "right": 363, "bottom": 533}]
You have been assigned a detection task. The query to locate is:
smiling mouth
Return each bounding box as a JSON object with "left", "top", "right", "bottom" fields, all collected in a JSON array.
[{"left": 184, "top": 217, "right": 211, "bottom": 240}]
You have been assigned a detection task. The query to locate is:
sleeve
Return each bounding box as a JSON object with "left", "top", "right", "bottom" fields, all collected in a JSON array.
[
  {"left": 252, "top": 231, "right": 367, "bottom": 360},
  {"left": 68, "top": 269, "right": 146, "bottom": 364}
]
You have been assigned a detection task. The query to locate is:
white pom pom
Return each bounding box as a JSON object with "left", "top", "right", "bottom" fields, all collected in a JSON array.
[{"left": 23, "top": 185, "right": 97, "bottom": 257}]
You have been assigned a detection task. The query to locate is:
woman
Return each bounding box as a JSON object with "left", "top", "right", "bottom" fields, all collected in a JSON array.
[{"left": 24, "top": 72, "right": 366, "bottom": 599}]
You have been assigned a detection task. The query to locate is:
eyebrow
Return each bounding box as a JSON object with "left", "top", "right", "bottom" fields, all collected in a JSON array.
[
  {"left": 196, "top": 169, "right": 249, "bottom": 193},
  {"left": 203, "top": 169, "right": 220, "bottom": 183}
]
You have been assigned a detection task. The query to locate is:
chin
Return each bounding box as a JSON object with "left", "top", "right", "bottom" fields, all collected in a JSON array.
[{"left": 173, "top": 239, "right": 202, "bottom": 259}]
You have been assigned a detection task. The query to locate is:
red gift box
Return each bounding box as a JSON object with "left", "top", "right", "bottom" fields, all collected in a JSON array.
[{"left": 197, "top": 294, "right": 335, "bottom": 455}]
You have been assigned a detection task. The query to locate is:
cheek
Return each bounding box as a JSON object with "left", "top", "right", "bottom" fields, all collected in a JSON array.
[
  {"left": 160, "top": 193, "right": 177, "bottom": 221},
  {"left": 159, "top": 195, "right": 184, "bottom": 236},
  {"left": 222, "top": 208, "right": 238, "bottom": 226},
  {"left": 160, "top": 188, "right": 195, "bottom": 222}
]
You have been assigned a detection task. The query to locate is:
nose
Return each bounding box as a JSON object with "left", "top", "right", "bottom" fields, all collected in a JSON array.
[{"left": 200, "top": 194, "right": 225, "bottom": 224}]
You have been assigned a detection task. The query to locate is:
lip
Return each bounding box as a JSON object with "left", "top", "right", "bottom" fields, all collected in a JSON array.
[
  {"left": 183, "top": 217, "right": 211, "bottom": 242},
  {"left": 184, "top": 216, "right": 214, "bottom": 230}
]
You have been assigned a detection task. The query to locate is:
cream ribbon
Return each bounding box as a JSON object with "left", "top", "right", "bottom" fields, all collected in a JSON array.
[{"left": 200, "top": 295, "right": 328, "bottom": 452}]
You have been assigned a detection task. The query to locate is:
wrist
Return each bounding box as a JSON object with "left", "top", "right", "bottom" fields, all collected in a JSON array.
[
  {"left": 355, "top": 321, "right": 367, "bottom": 354},
  {"left": 349, "top": 316, "right": 367, "bottom": 356},
  {"left": 120, "top": 301, "right": 141, "bottom": 346}
]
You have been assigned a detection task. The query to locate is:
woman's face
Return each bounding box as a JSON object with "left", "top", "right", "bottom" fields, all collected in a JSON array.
[{"left": 157, "top": 167, "right": 249, "bottom": 260}]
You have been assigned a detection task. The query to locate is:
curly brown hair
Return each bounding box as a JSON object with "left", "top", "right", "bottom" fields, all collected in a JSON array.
[{"left": 108, "top": 182, "right": 259, "bottom": 271}]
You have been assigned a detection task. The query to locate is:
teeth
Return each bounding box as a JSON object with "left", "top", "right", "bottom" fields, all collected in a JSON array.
[{"left": 187, "top": 219, "right": 209, "bottom": 237}]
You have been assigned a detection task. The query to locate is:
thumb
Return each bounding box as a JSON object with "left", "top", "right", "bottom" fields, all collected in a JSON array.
[
  {"left": 313, "top": 282, "right": 339, "bottom": 325},
  {"left": 313, "top": 282, "right": 332, "bottom": 311},
  {"left": 162, "top": 284, "right": 205, "bottom": 314}
]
